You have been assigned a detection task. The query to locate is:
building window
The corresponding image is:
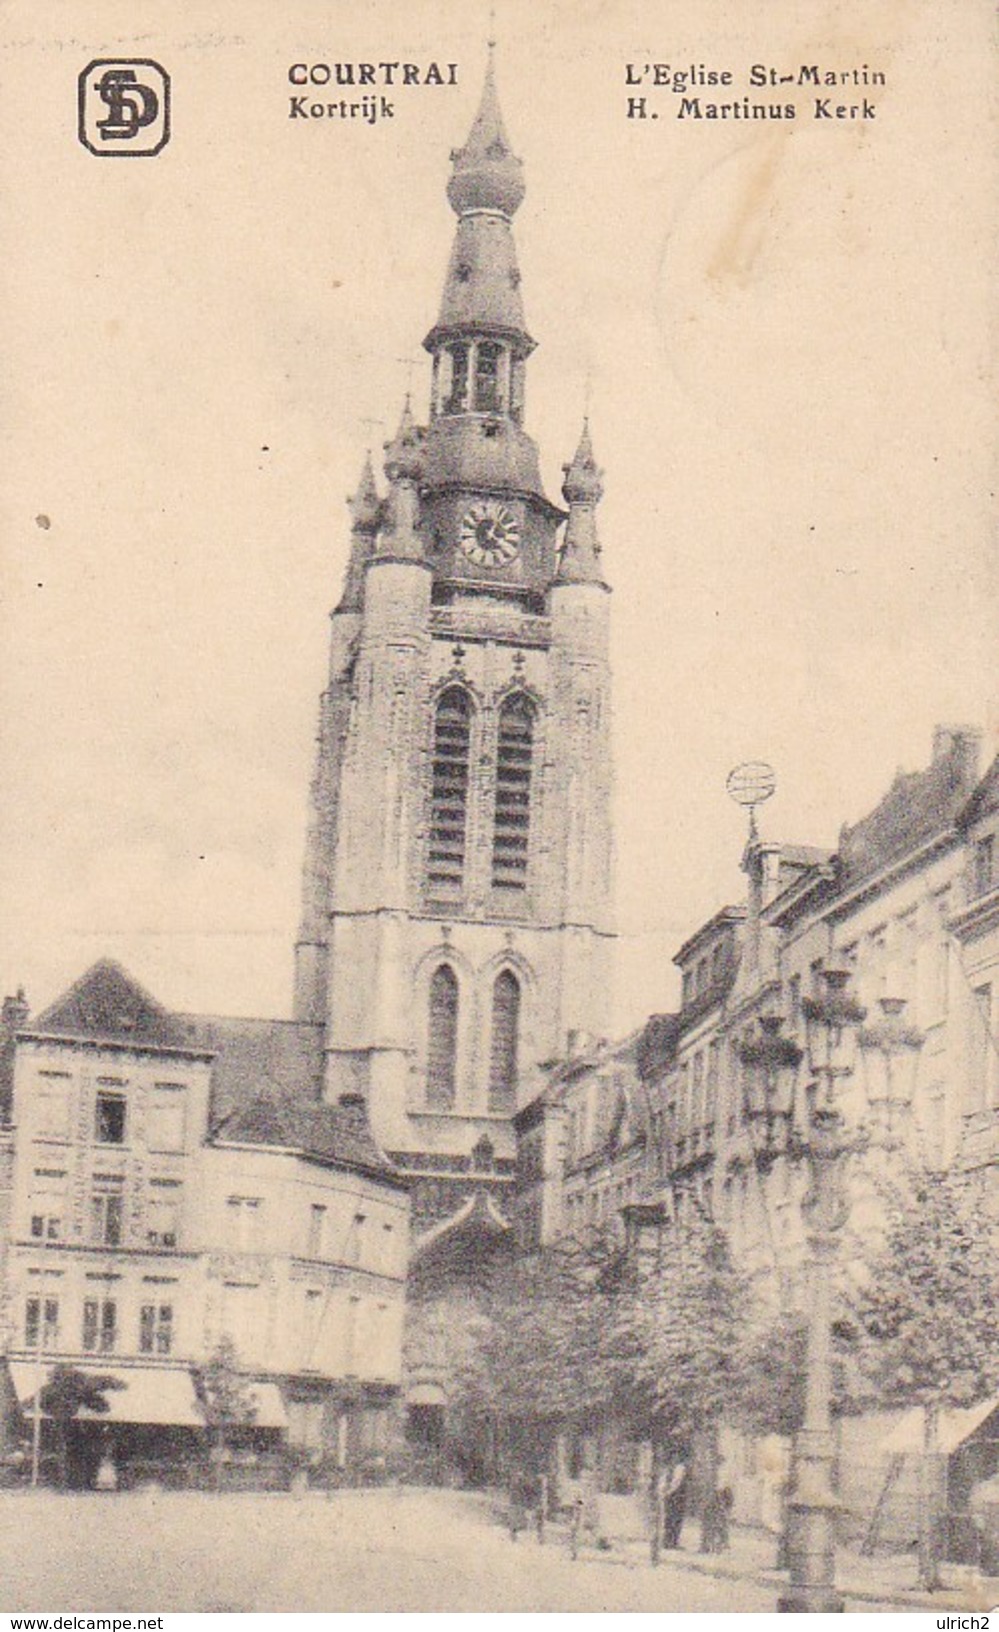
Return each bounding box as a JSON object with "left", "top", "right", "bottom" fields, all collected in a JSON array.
[
  {"left": 25, "top": 1296, "right": 59, "bottom": 1351},
  {"left": 492, "top": 694, "right": 535, "bottom": 893},
  {"left": 226, "top": 1196, "right": 262, "bottom": 1252},
  {"left": 971, "top": 983, "right": 994, "bottom": 1108},
  {"left": 30, "top": 1170, "right": 66, "bottom": 1241},
  {"left": 307, "top": 1204, "right": 327, "bottom": 1259},
  {"left": 427, "top": 964, "right": 459, "bottom": 1110},
  {"left": 82, "top": 1298, "right": 117, "bottom": 1354},
  {"left": 488, "top": 970, "right": 521, "bottom": 1112},
  {"left": 36, "top": 1073, "right": 71, "bottom": 1140},
  {"left": 443, "top": 342, "right": 470, "bottom": 414},
  {"left": 149, "top": 1085, "right": 186, "bottom": 1154},
  {"left": 302, "top": 1288, "right": 323, "bottom": 1365},
  {"left": 474, "top": 341, "right": 503, "bottom": 412},
  {"left": 94, "top": 1090, "right": 127, "bottom": 1145},
  {"left": 973, "top": 834, "right": 996, "bottom": 899},
  {"left": 139, "top": 1303, "right": 173, "bottom": 1355},
  {"left": 427, "top": 687, "right": 472, "bottom": 895},
  {"left": 147, "top": 1183, "right": 181, "bottom": 1248},
  {"left": 681, "top": 970, "right": 692, "bottom": 1008},
  {"left": 91, "top": 1183, "right": 124, "bottom": 1247}
]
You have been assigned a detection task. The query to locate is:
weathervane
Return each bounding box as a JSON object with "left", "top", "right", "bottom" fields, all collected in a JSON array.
[{"left": 726, "top": 760, "right": 777, "bottom": 844}]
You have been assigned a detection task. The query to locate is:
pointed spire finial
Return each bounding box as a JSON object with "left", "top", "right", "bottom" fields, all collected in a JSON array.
[
  {"left": 446, "top": 48, "right": 525, "bottom": 219},
  {"left": 349, "top": 451, "right": 381, "bottom": 533},
  {"left": 384, "top": 395, "right": 423, "bottom": 485},
  {"left": 556, "top": 420, "right": 607, "bottom": 587}
]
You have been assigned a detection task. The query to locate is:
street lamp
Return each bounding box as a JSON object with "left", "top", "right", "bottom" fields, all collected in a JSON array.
[{"left": 776, "top": 961, "right": 866, "bottom": 1615}]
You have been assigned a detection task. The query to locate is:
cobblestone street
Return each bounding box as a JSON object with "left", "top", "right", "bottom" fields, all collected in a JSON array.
[{"left": 0, "top": 1486, "right": 966, "bottom": 1614}]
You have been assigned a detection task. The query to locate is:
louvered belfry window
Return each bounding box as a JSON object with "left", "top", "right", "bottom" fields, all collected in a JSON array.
[
  {"left": 492, "top": 694, "right": 534, "bottom": 891},
  {"left": 489, "top": 969, "right": 521, "bottom": 1112},
  {"left": 427, "top": 964, "right": 459, "bottom": 1109},
  {"left": 427, "top": 687, "right": 472, "bottom": 895}
]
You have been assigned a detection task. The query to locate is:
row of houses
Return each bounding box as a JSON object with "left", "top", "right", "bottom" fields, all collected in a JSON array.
[
  {"left": 508, "top": 725, "right": 999, "bottom": 1540},
  {"left": 1, "top": 723, "right": 996, "bottom": 1499}
]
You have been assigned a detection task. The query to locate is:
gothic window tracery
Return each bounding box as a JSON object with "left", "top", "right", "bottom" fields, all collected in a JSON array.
[
  {"left": 427, "top": 964, "right": 460, "bottom": 1110},
  {"left": 427, "top": 686, "right": 472, "bottom": 896},
  {"left": 488, "top": 968, "right": 521, "bottom": 1111},
  {"left": 492, "top": 693, "right": 534, "bottom": 892}
]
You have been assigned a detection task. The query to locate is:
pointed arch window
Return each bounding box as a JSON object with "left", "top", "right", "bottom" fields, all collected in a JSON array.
[
  {"left": 489, "top": 969, "right": 521, "bottom": 1112},
  {"left": 427, "top": 687, "right": 472, "bottom": 896},
  {"left": 492, "top": 693, "right": 535, "bottom": 892},
  {"left": 427, "top": 964, "right": 459, "bottom": 1110}
]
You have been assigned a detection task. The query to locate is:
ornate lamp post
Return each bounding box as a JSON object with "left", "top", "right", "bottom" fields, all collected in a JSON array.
[{"left": 777, "top": 962, "right": 866, "bottom": 1614}]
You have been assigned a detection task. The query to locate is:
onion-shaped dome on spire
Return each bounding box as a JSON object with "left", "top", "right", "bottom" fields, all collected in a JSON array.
[
  {"left": 446, "top": 50, "right": 525, "bottom": 220},
  {"left": 383, "top": 396, "right": 424, "bottom": 485},
  {"left": 555, "top": 420, "right": 607, "bottom": 587}
]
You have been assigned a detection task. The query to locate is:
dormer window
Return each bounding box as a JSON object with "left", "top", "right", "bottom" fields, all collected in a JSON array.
[{"left": 456, "top": 262, "right": 472, "bottom": 283}]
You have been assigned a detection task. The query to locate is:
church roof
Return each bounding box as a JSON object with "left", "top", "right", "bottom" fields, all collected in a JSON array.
[
  {"left": 212, "top": 1091, "right": 405, "bottom": 1186},
  {"left": 173, "top": 1011, "right": 325, "bottom": 1122}
]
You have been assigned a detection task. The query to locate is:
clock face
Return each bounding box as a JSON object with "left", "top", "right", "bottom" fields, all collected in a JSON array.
[{"left": 458, "top": 500, "right": 521, "bottom": 568}]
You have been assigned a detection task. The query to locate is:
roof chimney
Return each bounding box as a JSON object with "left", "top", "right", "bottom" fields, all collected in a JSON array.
[
  {"left": 2, "top": 988, "right": 29, "bottom": 1036},
  {"left": 932, "top": 724, "right": 982, "bottom": 785}
]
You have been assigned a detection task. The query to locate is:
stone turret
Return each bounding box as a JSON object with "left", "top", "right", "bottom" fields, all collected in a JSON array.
[
  {"left": 336, "top": 453, "right": 382, "bottom": 613},
  {"left": 380, "top": 398, "right": 426, "bottom": 561},
  {"left": 556, "top": 420, "right": 607, "bottom": 588}
]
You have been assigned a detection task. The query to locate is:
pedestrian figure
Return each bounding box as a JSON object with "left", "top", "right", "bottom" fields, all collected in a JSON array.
[
  {"left": 569, "top": 1489, "right": 584, "bottom": 1560},
  {"left": 508, "top": 1469, "right": 530, "bottom": 1541},
  {"left": 700, "top": 1484, "right": 733, "bottom": 1554},
  {"left": 662, "top": 1455, "right": 689, "bottom": 1550}
]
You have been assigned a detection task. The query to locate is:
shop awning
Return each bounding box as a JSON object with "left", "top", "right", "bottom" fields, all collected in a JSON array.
[
  {"left": 880, "top": 1401, "right": 999, "bottom": 1455},
  {"left": 246, "top": 1382, "right": 287, "bottom": 1429},
  {"left": 407, "top": 1382, "right": 446, "bottom": 1408},
  {"left": 8, "top": 1362, "right": 204, "bottom": 1428}
]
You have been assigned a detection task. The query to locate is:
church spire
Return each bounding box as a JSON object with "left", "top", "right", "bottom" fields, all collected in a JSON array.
[
  {"left": 336, "top": 452, "right": 381, "bottom": 612},
  {"left": 446, "top": 46, "right": 525, "bottom": 221},
  {"left": 425, "top": 50, "right": 533, "bottom": 360},
  {"left": 556, "top": 420, "right": 607, "bottom": 586}
]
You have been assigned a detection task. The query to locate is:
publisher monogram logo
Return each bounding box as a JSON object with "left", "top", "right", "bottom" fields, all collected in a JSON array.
[{"left": 78, "top": 60, "right": 171, "bottom": 156}]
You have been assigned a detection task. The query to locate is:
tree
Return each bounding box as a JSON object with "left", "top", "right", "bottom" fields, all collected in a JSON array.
[
  {"left": 844, "top": 1171, "right": 999, "bottom": 1588},
  {"left": 36, "top": 1364, "right": 125, "bottom": 1487},
  {"left": 196, "top": 1338, "right": 257, "bottom": 1487},
  {"left": 596, "top": 1215, "right": 744, "bottom": 1459}
]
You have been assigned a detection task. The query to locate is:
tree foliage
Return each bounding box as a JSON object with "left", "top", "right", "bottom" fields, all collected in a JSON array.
[
  {"left": 196, "top": 1337, "right": 257, "bottom": 1430},
  {"left": 843, "top": 1171, "right": 999, "bottom": 1414},
  {"left": 435, "top": 1218, "right": 744, "bottom": 1448},
  {"left": 37, "top": 1363, "right": 125, "bottom": 1424},
  {"left": 596, "top": 1217, "right": 744, "bottom": 1441}
]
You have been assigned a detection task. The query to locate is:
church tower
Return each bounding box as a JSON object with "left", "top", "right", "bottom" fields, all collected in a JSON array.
[{"left": 293, "top": 55, "right": 615, "bottom": 1233}]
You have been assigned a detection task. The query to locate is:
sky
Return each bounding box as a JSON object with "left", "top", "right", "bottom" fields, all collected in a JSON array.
[{"left": 1, "top": 0, "right": 996, "bottom": 1035}]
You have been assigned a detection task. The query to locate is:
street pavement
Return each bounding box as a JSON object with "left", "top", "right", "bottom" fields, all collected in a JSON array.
[{"left": 0, "top": 1486, "right": 988, "bottom": 1613}]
